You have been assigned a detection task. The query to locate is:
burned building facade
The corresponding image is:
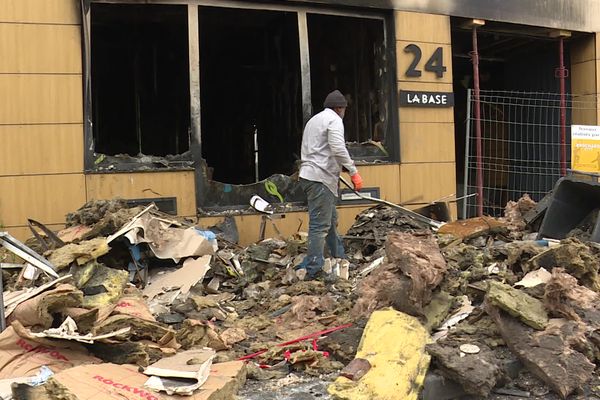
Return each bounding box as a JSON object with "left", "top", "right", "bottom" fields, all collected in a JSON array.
[{"left": 1, "top": 0, "right": 600, "bottom": 243}]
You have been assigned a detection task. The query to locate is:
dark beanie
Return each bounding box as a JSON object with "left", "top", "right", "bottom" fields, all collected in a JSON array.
[{"left": 323, "top": 90, "right": 348, "bottom": 108}]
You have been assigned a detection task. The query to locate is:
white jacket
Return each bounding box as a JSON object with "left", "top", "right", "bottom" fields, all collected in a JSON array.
[{"left": 299, "top": 108, "right": 357, "bottom": 196}]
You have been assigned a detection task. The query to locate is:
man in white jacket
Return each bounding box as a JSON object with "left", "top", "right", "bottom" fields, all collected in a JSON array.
[{"left": 297, "top": 90, "right": 363, "bottom": 279}]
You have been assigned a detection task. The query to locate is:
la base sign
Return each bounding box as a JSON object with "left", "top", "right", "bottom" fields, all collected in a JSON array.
[{"left": 399, "top": 90, "right": 454, "bottom": 107}]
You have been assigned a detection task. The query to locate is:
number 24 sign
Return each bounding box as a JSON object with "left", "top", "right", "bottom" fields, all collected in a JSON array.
[{"left": 403, "top": 44, "right": 447, "bottom": 78}]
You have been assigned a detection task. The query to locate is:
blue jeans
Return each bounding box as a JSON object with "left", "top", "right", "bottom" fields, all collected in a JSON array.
[{"left": 297, "top": 178, "right": 345, "bottom": 277}]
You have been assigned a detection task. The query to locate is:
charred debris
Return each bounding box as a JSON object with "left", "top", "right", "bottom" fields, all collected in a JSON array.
[{"left": 1, "top": 184, "right": 600, "bottom": 399}]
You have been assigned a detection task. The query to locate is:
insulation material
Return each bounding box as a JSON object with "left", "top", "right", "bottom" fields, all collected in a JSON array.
[
  {"left": 328, "top": 308, "right": 430, "bottom": 400},
  {"left": 353, "top": 232, "right": 447, "bottom": 317},
  {"left": 502, "top": 194, "right": 537, "bottom": 238},
  {"left": 431, "top": 296, "right": 475, "bottom": 342},
  {"left": 488, "top": 305, "right": 595, "bottom": 399},
  {"left": 486, "top": 281, "right": 549, "bottom": 330},
  {"left": 66, "top": 199, "right": 130, "bottom": 227},
  {"left": 0, "top": 366, "right": 53, "bottom": 399},
  {"left": 532, "top": 238, "right": 600, "bottom": 292},
  {"left": 77, "top": 262, "right": 129, "bottom": 309},
  {"left": 85, "top": 341, "right": 151, "bottom": 366},
  {"left": 175, "top": 319, "right": 228, "bottom": 351},
  {"left": 3, "top": 275, "right": 72, "bottom": 318},
  {"left": 544, "top": 268, "right": 600, "bottom": 324},
  {"left": 46, "top": 238, "right": 110, "bottom": 270},
  {"left": 93, "top": 314, "right": 177, "bottom": 347},
  {"left": 7, "top": 284, "right": 83, "bottom": 329},
  {"left": 426, "top": 341, "right": 504, "bottom": 397},
  {"left": 220, "top": 328, "right": 247, "bottom": 347},
  {"left": 284, "top": 295, "right": 336, "bottom": 325}
]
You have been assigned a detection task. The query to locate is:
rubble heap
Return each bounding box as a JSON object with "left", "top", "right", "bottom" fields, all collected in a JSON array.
[{"left": 1, "top": 194, "right": 600, "bottom": 399}]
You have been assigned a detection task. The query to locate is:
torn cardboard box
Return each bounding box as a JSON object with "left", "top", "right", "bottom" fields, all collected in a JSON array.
[
  {"left": 113, "top": 287, "right": 157, "bottom": 322},
  {"left": 49, "top": 361, "right": 246, "bottom": 400},
  {"left": 143, "top": 348, "right": 216, "bottom": 395},
  {"left": 0, "top": 322, "right": 100, "bottom": 379}
]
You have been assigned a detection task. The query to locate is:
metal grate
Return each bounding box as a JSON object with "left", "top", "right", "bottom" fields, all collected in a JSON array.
[{"left": 462, "top": 89, "right": 598, "bottom": 218}]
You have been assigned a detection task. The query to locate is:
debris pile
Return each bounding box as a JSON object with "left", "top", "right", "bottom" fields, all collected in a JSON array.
[
  {"left": 1, "top": 187, "right": 600, "bottom": 399},
  {"left": 0, "top": 201, "right": 244, "bottom": 399}
]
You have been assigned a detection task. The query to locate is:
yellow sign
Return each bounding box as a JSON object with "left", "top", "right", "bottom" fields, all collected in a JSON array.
[{"left": 572, "top": 125, "right": 600, "bottom": 173}]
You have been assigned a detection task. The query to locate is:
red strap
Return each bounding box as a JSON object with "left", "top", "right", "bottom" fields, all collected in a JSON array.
[{"left": 238, "top": 323, "right": 352, "bottom": 361}]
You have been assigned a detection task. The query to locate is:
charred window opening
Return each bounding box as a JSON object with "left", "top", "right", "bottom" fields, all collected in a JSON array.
[
  {"left": 83, "top": 3, "right": 396, "bottom": 210},
  {"left": 198, "top": 7, "right": 303, "bottom": 185},
  {"left": 308, "top": 14, "right": 389, "bottom": 160},
  {"left": 91, "top": 4, "right": 190, "bottom": 157}
]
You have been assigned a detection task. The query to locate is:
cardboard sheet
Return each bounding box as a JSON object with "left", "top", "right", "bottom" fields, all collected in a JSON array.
[
  {"left": 143, "top": 255, "right": 211, "bottom": 300},
  {"left": 107, "top": 206, "right": 216, "bottom": 262},
  {"left": 143, "top": 348, "right": 216, "bottom": 395},
  {"left": 0, "top": 322, "right": 100, "bottom": 379},
  {"left": 51, "top": 361, "right": 246, "bottom": 400},
  {"left": 113, "top": 288, "right": 157, "bottom": 322},
  {"left": 515, "top": 267, "right": 552, "bottom": 288}
]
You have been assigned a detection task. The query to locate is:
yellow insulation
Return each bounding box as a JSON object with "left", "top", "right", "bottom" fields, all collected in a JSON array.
[{"left": 328, "top": 308, "right": 430, "bottom": 400}]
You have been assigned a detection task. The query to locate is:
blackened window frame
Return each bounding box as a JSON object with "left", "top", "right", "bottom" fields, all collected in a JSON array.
[{"left": 81, "top": 0, "right": 399, "bottom": 210}]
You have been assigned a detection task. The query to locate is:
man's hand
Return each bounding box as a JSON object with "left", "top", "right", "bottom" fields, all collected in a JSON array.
[{"left": 351, "top": 172, "right": 363, "bottom": 191}]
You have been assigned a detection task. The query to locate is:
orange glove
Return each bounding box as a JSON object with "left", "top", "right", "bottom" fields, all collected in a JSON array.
[{"left": 351, "top": 172, "right": 363, "bottom": 191}]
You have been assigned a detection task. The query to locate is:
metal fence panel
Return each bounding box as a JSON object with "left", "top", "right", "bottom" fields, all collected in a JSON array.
[{"left": 463, "top": 89, "right": 597, "bottom": 218}]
